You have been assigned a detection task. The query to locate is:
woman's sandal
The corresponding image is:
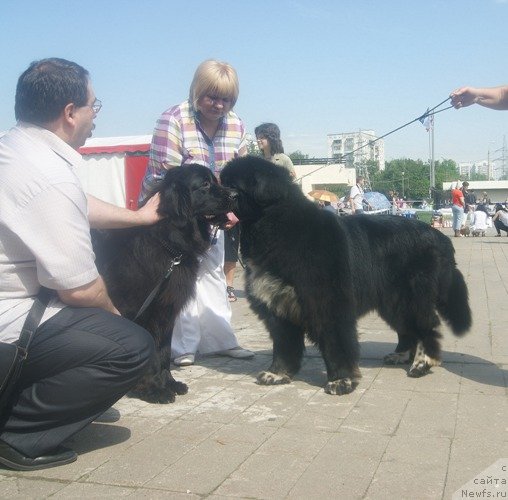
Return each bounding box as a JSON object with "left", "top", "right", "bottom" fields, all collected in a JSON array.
[{"left": 227, "top": 286, "right": 237, "bottom": 302}]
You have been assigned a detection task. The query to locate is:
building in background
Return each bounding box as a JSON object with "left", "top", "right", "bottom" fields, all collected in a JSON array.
[
  {"left": 327, "top": 130, "right": 385, "bottom": 171},
  {"left": 458, "top": 137, "right": 508, "bottom": 180},
  {"left": 458, "top": 160, "right": 492, "bottom": 180}
]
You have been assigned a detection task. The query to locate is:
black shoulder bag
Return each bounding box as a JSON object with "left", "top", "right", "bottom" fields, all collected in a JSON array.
[{"left": 0, "top": 287, "right": 53, "bottom": 414}]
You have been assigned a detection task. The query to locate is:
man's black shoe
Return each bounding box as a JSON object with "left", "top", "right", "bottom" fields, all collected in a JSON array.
[{"left": 0, "top": 439, "right": 77, "bottom": 471}]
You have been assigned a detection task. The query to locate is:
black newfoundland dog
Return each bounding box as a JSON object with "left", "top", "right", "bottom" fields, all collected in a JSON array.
[
  {"left": 220, "top": 156, "right": 472, "bottom": 395},
  {"left": 92, "top": 165, "right": 236, "bottom": 403}
]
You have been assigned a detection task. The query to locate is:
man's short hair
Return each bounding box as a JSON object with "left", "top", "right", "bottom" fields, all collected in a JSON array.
[
  {"left": 462, "top": 181, "right": 469, "bottom": 187},
  {"left": 15, "top": 58, "right": 89, "bottom": 124}
]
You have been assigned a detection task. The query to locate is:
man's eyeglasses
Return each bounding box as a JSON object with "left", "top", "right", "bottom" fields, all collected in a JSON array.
[
  {"left": 89, "top": 98, "right": 102, "bottom": 114},
  {"left": 205, "top": 95, "right": 232, "bottom": 105}
]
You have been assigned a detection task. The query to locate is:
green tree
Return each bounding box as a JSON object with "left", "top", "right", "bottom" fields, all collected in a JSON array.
[
  {"left": 246, "top": 138, "right": 261, "bottom": 156},
  {"left": 434, "top": 159, "right": 460, "bottom": 188},
  {"left": 288, "top": 150, "right": 309, "bottom": 161},
  {"left": 470, "top": 172, "right": 488, "bottom": 181},
  {"left": 371, "top": 158, "right": 429, "bottom": 199},
  {"left": 356, "top": 159, "right": 380, "bottom": 181},
  {"left": 368, "top": 158, "right": 460, "bottom": 203}
]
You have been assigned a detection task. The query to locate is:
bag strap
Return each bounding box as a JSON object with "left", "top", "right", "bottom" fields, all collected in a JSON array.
[{"left": 17, "top": 287, "right": 53, "bottom": 356}]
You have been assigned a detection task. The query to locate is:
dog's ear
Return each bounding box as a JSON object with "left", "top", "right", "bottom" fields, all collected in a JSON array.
[
  {"left": 157, "top": 169, "right": 193, "bottom": 226},
  {"left": 222, "top": 156, "right": 295, "bottom": 210}
]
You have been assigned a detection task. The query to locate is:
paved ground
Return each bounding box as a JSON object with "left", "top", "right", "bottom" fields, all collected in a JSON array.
[{"left": 1, "top": 228, "right": 507, "bottom": 499}]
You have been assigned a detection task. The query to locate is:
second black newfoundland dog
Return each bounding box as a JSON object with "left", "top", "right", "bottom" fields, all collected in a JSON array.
[
  {"left": 221, "top": 156, "right": 472, "bottom": 395},
  {"left": 92, "top": 165, "right": 236, "bottom": 403}
]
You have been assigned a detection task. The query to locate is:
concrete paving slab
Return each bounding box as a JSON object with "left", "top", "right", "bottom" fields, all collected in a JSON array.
[
  {"left": 365, "top": 436, "right": 451, "bottom": 499},
  {"left": 288, "top": 431, "right": 390, "bottom": 498}
]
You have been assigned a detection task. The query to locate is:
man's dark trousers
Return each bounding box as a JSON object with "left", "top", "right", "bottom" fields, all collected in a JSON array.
[{"left": 0, "top": 307, "right": 154, "bottom": 457}]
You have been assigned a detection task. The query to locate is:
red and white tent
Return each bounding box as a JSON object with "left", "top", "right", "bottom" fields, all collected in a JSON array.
[{"left": 78, "top": 135, "right": 152, "bottom": 209}]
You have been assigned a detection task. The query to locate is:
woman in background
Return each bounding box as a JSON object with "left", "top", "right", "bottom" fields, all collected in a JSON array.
[
  {"left": 255, "top": 123, "right": 296, "bottom": 178},
  {"left": 492, "top": 203, "right": 508, "bottom": 236}
]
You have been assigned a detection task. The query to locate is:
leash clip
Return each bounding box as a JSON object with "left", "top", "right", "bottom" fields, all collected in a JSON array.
[{"left": 164, "top": 255, "right": 182, "bottom": 278}]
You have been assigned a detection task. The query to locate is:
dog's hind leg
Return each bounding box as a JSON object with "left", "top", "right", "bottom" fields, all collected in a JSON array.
[
  {"left": 256, "top": 314, "right": 305, "bottom": 386},
  {"left": 383, "top": 331, "right": 415, "bottom": 365},
  {"left": 408, "top": 330, "right": 442, "bottom": 377},
  {"left": 380, "top": 303, "right": 442, "bottom": 377}
]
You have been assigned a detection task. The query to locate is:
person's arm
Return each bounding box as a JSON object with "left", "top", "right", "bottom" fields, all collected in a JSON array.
[
  {"left": 11, "top": 186, "right": 120, "bottom": 313},
  {"left": 86, "top": 193, "right": 161, "bottom": 229},
  {"left": 349, "top": 186, "right": 357, "bottom": 214},
  {"left": 492, "top": 211, "right": 500, "bottom": 222},
  {"left": 57, "top": 276, "right": 119, "bottom": 315},
  {"left": 450, "top": 85, "right": 508, "bottom": 110}
]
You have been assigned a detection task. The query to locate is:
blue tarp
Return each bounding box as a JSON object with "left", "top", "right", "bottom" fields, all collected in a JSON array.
[{"left": 364, "top": 191, "right": 391, "bottom": 211}]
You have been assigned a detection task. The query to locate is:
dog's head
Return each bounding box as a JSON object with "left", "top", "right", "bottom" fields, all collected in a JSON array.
[
  {"left": 220, "top": 156, "right": 297, "bottom": 220},
  {"left": 146, "top": 164, "right": 236, "bottom": 227}
]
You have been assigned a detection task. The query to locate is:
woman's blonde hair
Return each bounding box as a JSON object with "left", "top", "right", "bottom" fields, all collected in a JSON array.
[{"left": 189, "top": 59, "right": 239, "bottom": 110}]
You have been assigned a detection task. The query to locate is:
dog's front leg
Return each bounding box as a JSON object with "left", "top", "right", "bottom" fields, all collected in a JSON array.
[
  {"left": 256, "top": 316, "right": 304, "bottom": 386},
  {"left": 159, "top": 326, "right": 188, "bottom": 397},
  {"left": 129, "top": 352, "right": 177, "bottom": 404},
  {"left": 318, "top": 321, "right": 361, "bottom": 395}
]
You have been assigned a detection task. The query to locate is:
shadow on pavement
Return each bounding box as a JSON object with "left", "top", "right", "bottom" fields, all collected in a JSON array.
[
  {"left": 196, "top": 341, "right": 506, "bottom": 389},
  {"left": 64, "top": 422, "right": 131, "bottom": 454}
]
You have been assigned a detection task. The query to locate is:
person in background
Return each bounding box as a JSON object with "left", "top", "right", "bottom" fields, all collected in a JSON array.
[
  {"left": 478, "top": 191, "right": 491, "bottom": 205},
  {"left": 388, "top": 190, "right": 398, "bottom": 215},
  {"left": 450, "top": 85, "right": 508, "bottom": 110},
  {"left": 470, "top": 204, "right": 489, "bottom": 237},
  {"left": 139, "top": 59, "right": 254, "bottom": 367},
  {"left": 461, "top": 181, "right": 476, "bottom": 225},
  {"left": 0, "top": 58, "right": 158, "bottom": 471},
  {"left": 451, "top": 181, "right": 465, "bottom": 237},
  {"left": 322, "top": 201, "right": 337, "bottom": 214},
  {"left": 492, "top": 204, "right": 508, "bottom": 237},
  {"left": 349, "top": 176, "right": 371, "bottom": 214},
  {"left": 255, "top": 122, "right": 296, "bottom": 178}
]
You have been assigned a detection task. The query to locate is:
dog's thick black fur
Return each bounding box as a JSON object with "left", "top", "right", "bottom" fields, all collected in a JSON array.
[
  {"left": 221, "top": 156, "right": 472, "bottom": 395},
  {"left": 92, "top": 164, "right": 236, "bottom": 403}
]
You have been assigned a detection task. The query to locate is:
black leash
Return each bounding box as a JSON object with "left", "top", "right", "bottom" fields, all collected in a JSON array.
[
  {"left": 373, "top": 97, "right": 452, "bottom": 144},
  {"left": 134, "top": 254, "right": 182, "bottom": 321},
  {"left": 132, "top": 225, "right": 220, "bottom": 321},
  {"left": 295, "top": 97, "right": 454, "bottom": 182}
]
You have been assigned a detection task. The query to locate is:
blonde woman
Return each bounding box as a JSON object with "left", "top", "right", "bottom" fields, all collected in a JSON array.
[{"left": 139, "top": 60, "right": 253, "bottom": 366}]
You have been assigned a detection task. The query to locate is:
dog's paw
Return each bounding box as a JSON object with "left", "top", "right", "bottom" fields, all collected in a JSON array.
[
  {"left": 256, "top": 371, "right": 291, "bottom": 385},
  {"left": 408, "top": 356, "right": 440, "bottom": 378},
  {"left": 167, "top": 379, "right": 188, "bottom": 396},
  {"left": 383, "top": 351, "right": 411, "bottom": 365},
  {"left": 408, "top": 342, "right": 440, "bottom": 377},
  {"left": 324, "top": 378, "right": 357, "bottom": 395},
  {"left": 129, "top": 387, "right": 177, "bottom": 404},
  {"left": 407, "top": 361, "right": 431, "bottom": 378}
]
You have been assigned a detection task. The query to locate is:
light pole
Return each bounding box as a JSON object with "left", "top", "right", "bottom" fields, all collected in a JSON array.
[
  {"left": 402, "top": 171, "right": 405, "bottom": 198},
  {"left": 488, "top": 141, "right": 495, "bottom": 180}
]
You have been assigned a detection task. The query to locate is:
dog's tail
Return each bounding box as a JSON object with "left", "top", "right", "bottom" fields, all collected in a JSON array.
[{"left": 438, "top": 267, "right": 472, "bottom": 336}]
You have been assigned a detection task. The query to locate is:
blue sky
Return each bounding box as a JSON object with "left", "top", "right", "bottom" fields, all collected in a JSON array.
[{"left": 1, "top": 0, "right": 507, "bottom": 163}]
